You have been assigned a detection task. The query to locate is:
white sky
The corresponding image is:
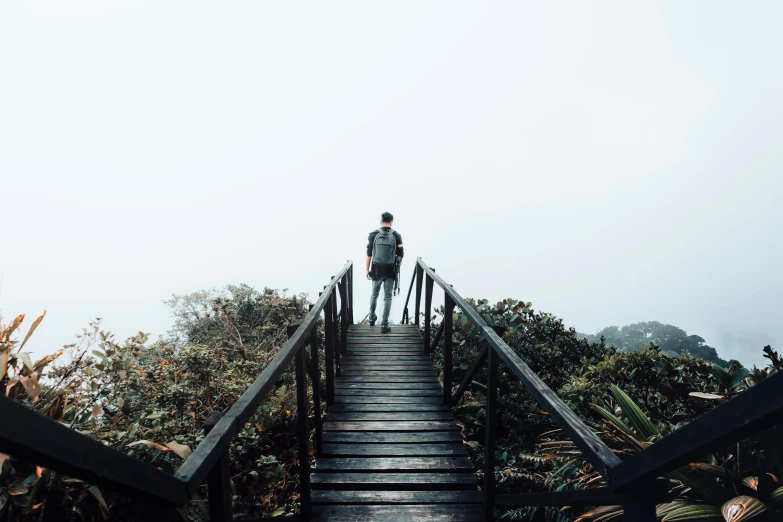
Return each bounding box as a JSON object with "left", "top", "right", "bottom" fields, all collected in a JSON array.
[{"left": 2, "top": 1, "right": 781, "bottom": 368}]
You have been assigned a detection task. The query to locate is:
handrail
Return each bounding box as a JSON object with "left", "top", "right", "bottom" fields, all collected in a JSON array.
[
  {"left": 0, "top": 261, "right": 354, "bottom": 521},
  {"left": 0, "top": 395, "right": 189, "bottom": 506},
  {"left": 409, "top": 256, "right": 783, "bottom": 521},
  {"left": 415, "top": 258, "right": 620, "bottom": 476},
  {"left": 607, "top": 369, "right": 783, "bottom": 491}
]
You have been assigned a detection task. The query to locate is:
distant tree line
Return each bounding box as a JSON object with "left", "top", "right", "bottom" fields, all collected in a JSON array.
[{"left": 578, "top": 321, "right": 731, "bottom": 366}]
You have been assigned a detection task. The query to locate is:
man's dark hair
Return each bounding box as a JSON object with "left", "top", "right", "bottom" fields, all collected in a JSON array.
[{"left": 381, "top": 212, "right": 393, "bottom": 223}]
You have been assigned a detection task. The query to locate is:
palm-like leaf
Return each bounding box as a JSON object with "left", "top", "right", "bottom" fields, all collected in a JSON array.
[
  {"left": 661, "top": 503, "right": 722, "bottom": 521},
  {"left": 721, "top": 496, "right": 768, "bottom": 521},
  {"left": 610, "top": 385, "right": 660, "bottom": 440}
]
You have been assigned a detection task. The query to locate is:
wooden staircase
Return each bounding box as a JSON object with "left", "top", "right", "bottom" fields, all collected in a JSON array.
[{"left": 310, "top": 324, "right": 483, "bottom": 521}]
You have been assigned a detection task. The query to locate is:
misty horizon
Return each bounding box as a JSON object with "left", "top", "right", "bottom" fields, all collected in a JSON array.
[{"left": 2, "top": 1, "right": 781, "bottom": 369}]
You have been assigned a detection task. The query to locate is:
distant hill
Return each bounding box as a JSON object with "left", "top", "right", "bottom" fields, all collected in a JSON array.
[{"left": 577, "top": 321, "right": 731, "bottom": 367}]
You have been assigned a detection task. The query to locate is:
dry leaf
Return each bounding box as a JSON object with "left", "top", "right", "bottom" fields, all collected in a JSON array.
[
  {"left": 19, "top": 311, "right": 46, "bottom": 352},
  {"left": 689, "top": 391, "right": 725, "bottom": 400},
  {"left": 19, "top": 352, "right": 33, "bottom": 372},
  {"left": 19, "top": 372, "right": 41, "bottom": 401},
  {"left": 165, "top": 441, "right": 192, "bottom": 459},
  {"left": 5, "top": 314, "right": 25, "bottom": 341},
  {"left": 92, "top": 404, "right": 102, "bottom": 418},
  {"left": 0, "top": 350, "right": 9, "bottom": 382},
  {"left": 5, "top": 376, "right": 19, "bottom": 396},
  {"left": 127, "top": 440, "right": 170, "bottom": 451}
]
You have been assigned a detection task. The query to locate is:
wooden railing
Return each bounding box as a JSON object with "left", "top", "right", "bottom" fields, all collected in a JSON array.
[
  {"left": 0, "top": 262, "right": 354, "bottom": 522},
  {"left": 401, "top": 256, "right": 783, "bottom": 521}
]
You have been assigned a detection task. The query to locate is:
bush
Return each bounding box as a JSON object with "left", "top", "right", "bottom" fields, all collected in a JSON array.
[{"left": 1, "top": 286, "right": 314, "bottom": 521}]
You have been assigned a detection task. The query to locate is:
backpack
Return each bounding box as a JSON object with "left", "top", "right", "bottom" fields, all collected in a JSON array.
[{"left": 372, "top": 228, "right": 397, "bottom": 268}]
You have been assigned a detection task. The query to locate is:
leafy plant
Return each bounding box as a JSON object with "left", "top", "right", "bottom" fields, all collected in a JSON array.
[
  {"left": 541, "top": 384, "right": 783, "bottom": 521},
  {"left": 1, "top": 285, "right": 317, "bottom": 521}
]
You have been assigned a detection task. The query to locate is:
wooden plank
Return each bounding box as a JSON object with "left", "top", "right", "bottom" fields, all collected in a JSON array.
[
  {"left": 310, "top": 473, "right": 477, "bottom": 490},
  {"left": 608, "top": 370, "right": 783, "bottom": 492},
  {"left": 312, "top": 490, "right": 481, "bottom": 504},
  {"left": 344, "top": 352, "right": 432, "bottom": 358},
  {"left": 322, "top": 421, "right": 458, "bottom": 431},
  {"left": 310, "top": 504, "right": 483, "bottom": 521},
  {"left": 334, "top": 396, "right": 442, "bottom": 404},
  {"left": 334, "top": 389, "right": 442, "bottom": 397},
  {"left": 323, "top": 431, "right": 463, "bottom": 444},
  {"left": 347, "top": 335, "right": 422, "bottom": 338},
  {"left": 347, "top": 337, "right": 422, "bottom": 340},
  {"left": 347, "top": 341, "right": 425, "bottom": 346},
  {"left": 325, "top": 411, "right": 454, "bottom": 421},
  {"left": 0, "top": 396, "right": 188, "bottom": 506},
  {"left": 322, "top": 444, "right": 467, "bottom": 457},
  {"left": 334, "top": 380, "right": 442, "bottom": 391},
  {"left": 346, "top": 350, "right": 425, "bottom": 354},
  {"left": 336, "top": 376, "right": 440, "bottom": 383},
  {"left": 343, "top": 355, "right": 430, "bottom": 360},
  {"left": 314, "top": 457, "right": 474, "bottom": 472},
  {"left": 347, "top": 338, "right": 424, "bottom": 341},
  {"left": 327, "top": 403, "right": 451, "bottom": 413},
  {"left": 340, "top": 369, "right": 436, "bottom": 375},
  {"left": 341, "top": 365, "right": 434, "bottom": 371}
]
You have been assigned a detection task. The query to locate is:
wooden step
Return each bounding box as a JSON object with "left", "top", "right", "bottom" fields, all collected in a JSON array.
[
  {"left": 314, "top": 457, "right": 474, "bottom": 473},
  {"left": 328, "top": 403, "right": 451, "bottom": 413},
  {"left": 334, "top": 389, "right": 443, "bottom": 398},
  {"left": 334, "top": 396, "right": 442, "bottom": 404},
  {"left": 336, "top": 375, "right": 440, "bottom": 383},
  {"left": 310, "top": 504, "right": 483, "bottom": 521},
  {"left": 325, "top": 411, "right": 454, "bottom": 422},
  {"left": 310, "top": 472, "right": 477, "bottom": 490},
  {"left": 323, "top": 431, "right": 463, "bottom": 444},
  {"left": 322, "top": 443, "right": 468, "bottom": 457},
  {"left": 311, "top": 490, "right": 481, "bottom": 504},
  {"left": 334, "top": 382, "right": 442, "bottom": 390}
]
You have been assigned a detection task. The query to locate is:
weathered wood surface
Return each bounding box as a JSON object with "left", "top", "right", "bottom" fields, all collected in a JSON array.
[
  {"left": 311, "top": 324, "right": 479, "bottom": 521},
  {"left": 311, "top": 504, "right": 483, "bottom": 521},
  {"left": 323, "top": 443, "right": 468, "bottom": 457}
]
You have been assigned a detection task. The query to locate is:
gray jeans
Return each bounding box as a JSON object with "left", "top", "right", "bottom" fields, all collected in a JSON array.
[{"left": 369, "top": 277, "right": 394, "bottom": 327}]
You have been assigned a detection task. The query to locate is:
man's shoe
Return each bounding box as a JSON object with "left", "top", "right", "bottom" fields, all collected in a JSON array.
[
  {"left": 381, "top": 326, "right": 391, "bottom": 334},
  {"left": 369, "top": 321, "right": 375, "bottom": 326}
]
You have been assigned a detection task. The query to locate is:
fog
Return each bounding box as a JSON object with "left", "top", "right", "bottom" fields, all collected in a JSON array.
[{"left": 2, "top": 1, "right": 781, "bottom": 368}]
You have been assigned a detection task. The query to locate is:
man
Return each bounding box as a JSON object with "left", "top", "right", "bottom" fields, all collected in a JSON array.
[{"left": 366, "top": 212, "right": 404, "bottom": 333}]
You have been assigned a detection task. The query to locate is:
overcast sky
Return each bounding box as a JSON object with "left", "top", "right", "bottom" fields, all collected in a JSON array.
[{"left": 2, "top": 1, "right": 781, "bottom": 368}]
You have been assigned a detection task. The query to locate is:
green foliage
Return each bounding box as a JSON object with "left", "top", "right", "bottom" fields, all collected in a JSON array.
[
  {"left": 1, "top": 286, "right": 313, "bottom": 521},
  {"left": 561, "top": 384, "right": 783, "bottom": 521},
  {"left": 431, "top": 296, "right": 780, "bottom": 522},
  {"left": 578, "top": 321, "right": 730, "bottom": 366}
]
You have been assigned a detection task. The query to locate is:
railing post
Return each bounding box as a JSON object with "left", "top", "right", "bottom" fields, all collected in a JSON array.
[
  {"left": 414, "top": 262, "right": 423, "bottom": 327},
  {"left": 323, "top": 289, "right": 335, "bottom": 405},
  {"left": 331, "top": 284, "right": 340, "bottom": 376},
  {"left": 288, "top": 323, "right": 310, "bottom": 519},
  {"left": 347, "top": 263, "right": 354, "bottom": 325},
  {"left": 444, "top": 293, "right": 454, "bottom": 405},
  {"left": 309, "top": 304, "right": 323, "bottom": 457},
  {"left": 338, "top": 279, "right": 347, "bottom": 355},
  {"left": 484, "top": 325, "right": 506, "bottom": 522},
  {"left": 484, "top": 342, "right": 498, "bottom": 522},
  {"left": 424, "top": 269, "right": 434, "bottom": 354},
  {"left": 204, "top": 412, "right": 232, "bottom": 522}
]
